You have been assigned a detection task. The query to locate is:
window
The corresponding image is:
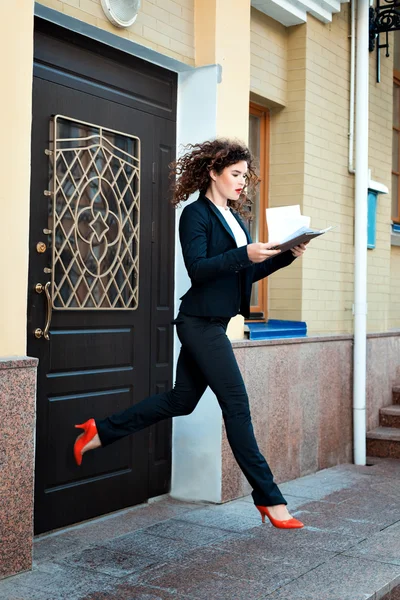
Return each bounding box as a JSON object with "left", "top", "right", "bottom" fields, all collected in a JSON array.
[
  {"left": 248, "top": 102, "right": 269, "bottom": 319},
  {"left": 50, "top": 115, "right": 140, "bottom": 309}
]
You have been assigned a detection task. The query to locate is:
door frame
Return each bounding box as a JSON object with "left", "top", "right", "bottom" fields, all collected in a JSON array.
[{"left": 29, "top": 16, "right": 177, "bottom": 533}]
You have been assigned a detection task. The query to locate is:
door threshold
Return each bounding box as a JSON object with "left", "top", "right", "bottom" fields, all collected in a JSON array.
[{"left": 34, "top": 495, "right": 172, "bottom": 540}]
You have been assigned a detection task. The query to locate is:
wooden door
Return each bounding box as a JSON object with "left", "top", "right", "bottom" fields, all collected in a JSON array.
[{"left": 28, "top": 21, "right": 176, "bottom": 534}]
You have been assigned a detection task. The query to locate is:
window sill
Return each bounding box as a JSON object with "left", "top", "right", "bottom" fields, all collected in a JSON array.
[
  {"left": 244, "top": 319, "right": 307, "bottom": 340},
  {"left": 391, "top": 223, "right": 400, "bottom": 246}
]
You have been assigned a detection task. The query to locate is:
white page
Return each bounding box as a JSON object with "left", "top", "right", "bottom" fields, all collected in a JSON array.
[
  {"left": 282, "top": 215, "right": 311, "bottom": 236},
  {"left": 266, "top": 205, "right": 310, "bottom": 242},
  {"left": 266, "top": 205, "right": 300, "bottom": 242}
]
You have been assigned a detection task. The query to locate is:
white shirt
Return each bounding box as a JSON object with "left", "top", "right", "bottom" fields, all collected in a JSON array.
[{"left": 216, "top": 206, "right": 248, "bottom": 248}]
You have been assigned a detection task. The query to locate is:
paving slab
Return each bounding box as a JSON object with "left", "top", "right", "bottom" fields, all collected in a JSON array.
[
  {"left": 279, "top": 468, "right": 377, "bottom": 502},
  {"left": 45, "top": 498, "right": 205, "bottom": 546},
  {"left": 210, "top": 524, "right": 364, "bottom": 556},
  {"left": 56, "top": 546, "right": 159, "bottom": 579},
  {"left": 344, "top": 522, "right": 400, "bottom": 566},
  {"left": 0, "top": 581, "right": 66, "bottom": 600},
  {"left": 33, "top": 534, "right": 92, "bottom": 565},
  {"left": 130, "top": 557, "right": 268, "bottom": 600},
  {"left": 267, "top": 555, "right": 400, "bottom": 600},
  {"left": 103, "top": 528, "right": 202, "bottom": 562},
  {"left": 0, "top": 562, "right": 119, "bottom": 600},
  {"left": 139, "top": 518, "right": 239, "bottom": 546},
  {"left": 172, "top": 500, "right": 262, "bottom": 532},
  {"left": 138, "top": 543, "right": 330, "bottom": 594},
  {"left": 82, "top": 585, "right": 184, "bottom": 599}
]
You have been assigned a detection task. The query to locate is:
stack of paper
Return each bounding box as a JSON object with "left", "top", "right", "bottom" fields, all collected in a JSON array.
[{"left": 266, "top": 205, "right": 333, "bottom": 253}]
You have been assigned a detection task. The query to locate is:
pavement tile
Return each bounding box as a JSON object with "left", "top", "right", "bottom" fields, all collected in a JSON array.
[
  {"left": 336, "top": 489, "right": 400, "bottom": 512},
  {"left": 81, "top": 583, "right": 183, "bottom": 599},
  {"left": 142, "top": 545, "right": 323, "bottom": 595},
  {"left": 369, "top": 479, "right": 400, "bottom": 499},
  {"left": 290, "top": 499, "right": 339, "bottom": 512},
  {"left": 321, "top": 487, "right": 365, "bottom": 503},
  {"left": 267, "top": 555, "right": 400, "bottom": 600},
  {"left": 33, "top": 533, "right": 91, "bottom": 565},
  {"left": 323, "top": 486, "right": 400, "bottom": 509},
  {"left": 0, "top": 563, "right": 119, "bottom": 600},
  {"left": 59, "top": 499, "right": 204, "bottom": 545},
  {"left": 132, "top": 556, "right": 268, "bottom": 600},
  {"left": 291, "top": 466, "right": 372, "bottom": 486},
  {"left": 0, "top": 580, "right": 65, "bottom": 600},
  {"left": 55, "top": 545, "right": 159, "bottom": 578},
  {"left": 142, "top": 518, "right": 240, "bottom": 546},
  {"left": 103, "top": 528, "right": 201, "bottom": 561},
  {"left": 278, "top": 480, "right": 353, "bottom": 502},
  {"left": 364, "top": 458, "right": 400, "bottom": 478},
  {"left": 233, "top": 494, "right": 317, "bottom": 512},
  {"left": 175, "top": 502, "right": 262, "bottom": 532},
  {"left": 282, "top": 494, "right": 323, "bottom": 511},
  {"left": 344, "top": 522, "right": 400, "bottom": 566},
  {"left": 294, "top": 508, "right": 392, "bottom": 538},
  {"left": 210, "top": 524, "right": 364, "bottom": 557}
]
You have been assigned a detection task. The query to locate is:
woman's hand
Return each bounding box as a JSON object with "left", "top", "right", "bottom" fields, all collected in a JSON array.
[
  {"left": 291, "top": 243, "right": 308, "bottom": 257},
  {"left": 247, "top": 242, "right": 281, "bottom": 263}
]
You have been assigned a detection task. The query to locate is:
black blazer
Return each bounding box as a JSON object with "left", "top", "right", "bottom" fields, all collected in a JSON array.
[{"left": 178, "top": 192, "right": 296, "bottom": 318}]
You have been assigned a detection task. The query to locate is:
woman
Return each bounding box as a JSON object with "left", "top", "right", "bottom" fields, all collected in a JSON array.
[{"left": 74, "top": 139, "right": 307, "bottom": 529}]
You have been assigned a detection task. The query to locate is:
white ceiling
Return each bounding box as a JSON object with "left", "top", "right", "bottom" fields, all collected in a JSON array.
[{"left": 251, "top": 0, "right": 350, "bottom": 27}]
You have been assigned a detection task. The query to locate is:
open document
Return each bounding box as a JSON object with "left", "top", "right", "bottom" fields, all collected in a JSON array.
[{"left": 266, "top": 205, "right": 334, "bottom": 253}]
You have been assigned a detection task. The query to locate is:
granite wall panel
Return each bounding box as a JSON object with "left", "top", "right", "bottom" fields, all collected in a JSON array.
[
  {"left": 0, "top": 357, "right": 38, "bottom": 580},
  {"left": 221, "top": 333, "right": 399, "bottom": 503}
]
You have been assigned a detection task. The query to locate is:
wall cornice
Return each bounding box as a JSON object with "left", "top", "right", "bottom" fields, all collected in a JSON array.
[{"left": 251, "top": 0, "right": 350, "bottom": 26}]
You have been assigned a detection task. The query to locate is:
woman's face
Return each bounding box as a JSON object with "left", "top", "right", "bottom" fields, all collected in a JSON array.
[{"left": 211, "top": 160, "right": 248, "bottom": 200}]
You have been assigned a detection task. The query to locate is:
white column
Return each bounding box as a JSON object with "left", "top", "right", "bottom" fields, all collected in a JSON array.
[{"left": 171, "top": 65, "right": 222, "bottom": 502}]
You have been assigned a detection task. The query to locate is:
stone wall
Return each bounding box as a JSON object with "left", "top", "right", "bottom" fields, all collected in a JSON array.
[
  {"left": 0, "top": 358, "right": 37, "bottom": 580},
  {"left": 221, "top": 332, "right": 400, "bottom": 502}
]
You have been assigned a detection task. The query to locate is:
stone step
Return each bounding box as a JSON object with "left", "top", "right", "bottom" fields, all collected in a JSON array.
[
  {"left": 393, "top": 386, "right": 400, "bottom": 405},
  {"left": 380, "top": 405, "right": 400, "bottom": 428},
  {"left": 367, "top": 427, "right": 400, "bottom": 459}
]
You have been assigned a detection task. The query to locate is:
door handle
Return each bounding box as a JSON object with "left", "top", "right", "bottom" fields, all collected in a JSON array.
[{"left": 34, "top": 281, "right": 52, "bottom": 340}]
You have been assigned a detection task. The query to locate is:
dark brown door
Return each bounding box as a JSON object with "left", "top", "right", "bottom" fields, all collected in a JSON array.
[{"left": 28, "top": 21, "right": 176, "bottom": 534}]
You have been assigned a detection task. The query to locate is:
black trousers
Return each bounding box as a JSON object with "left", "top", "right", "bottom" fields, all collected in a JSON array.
[{"left": 96, "top": 312, "right": 287, "bottom": 507}]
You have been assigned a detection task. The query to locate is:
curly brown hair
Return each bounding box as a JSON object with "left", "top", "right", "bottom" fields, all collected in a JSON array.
[{"left": 169, "top": 139, "right": 259, "bottom": 218}]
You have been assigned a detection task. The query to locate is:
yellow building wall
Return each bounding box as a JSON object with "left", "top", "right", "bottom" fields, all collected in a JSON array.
[
  {"left": 37, "top": 0, "right": 195, "bottom": 65},
  {"left": 214, "top": 1, "right": 251, "bottom": 140},
  {"left": 250, "top": 8, "right": 287, "bottom": 107},
  {"left": 268, "top": 24, "right": 307, "bottom": 321},
  {"left": 367, "top": 33, "right": 393, "bottom": 333},
  {"left": 196, "top": 0, "right": 251, "bottom": 340},
  {"left": 302, "top": 9, "right": 394, "bottom": 334},
  {"left": 0, "top": 0, "right": 34, "bottom": 355},
  {"left": 251, "top": 5, "right": 396, "bottom": 334},
  {"left": 302, "top": 9, "right": 354, "bottom": 334},
  {"left": 250, "top": 9, "right": 305, "bottom": 321}
]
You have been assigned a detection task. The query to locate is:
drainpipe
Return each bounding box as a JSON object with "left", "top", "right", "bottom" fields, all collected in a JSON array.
[
  {"left": 348, "top": 0, "right": 356, "bottom": 174},
  {"left": 353, "top": 0, "right": 369, "bottom": 465}
]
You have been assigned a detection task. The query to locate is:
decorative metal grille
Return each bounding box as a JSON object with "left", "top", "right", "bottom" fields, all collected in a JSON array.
[
  {"left": 48, "top": 115, "right": 140, "bottom": 310},
  {"left": 370, "top": 0, "right": 400, "bottom": 38}
]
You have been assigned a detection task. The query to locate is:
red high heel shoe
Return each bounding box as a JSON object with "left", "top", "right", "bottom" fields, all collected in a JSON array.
[
  {"left": 256, "top": 506, "right": 304, "bottom": 529},
  {"left": 73, "top": 418, "right": 98, "bottom": 466}
]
